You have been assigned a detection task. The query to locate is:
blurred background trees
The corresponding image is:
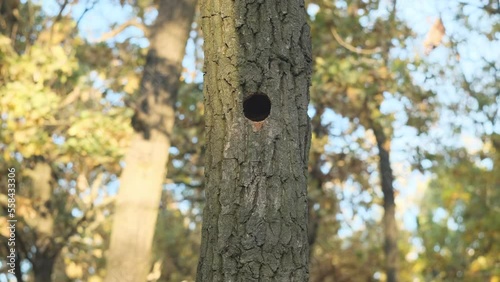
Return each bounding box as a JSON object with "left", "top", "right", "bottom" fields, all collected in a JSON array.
[
  {"left": 0, "top": 0, "right": 498, "bottom": 281},
  {"left": 103, "top": 1, "right": 197, "bottom": 281}
]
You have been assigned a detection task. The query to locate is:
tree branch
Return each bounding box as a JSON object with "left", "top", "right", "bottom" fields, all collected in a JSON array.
[
  {"left": 91, "top": 18, "right": 148, "bottom": 43},
  {"left": 55, "top": 0, "right": 70, "bottom": 23},
  {"left": 76, "top": 0, "right": 98, "bottom": 27},
  {"left": 329, "top": 27, "right": 382, "bottom": 56}
]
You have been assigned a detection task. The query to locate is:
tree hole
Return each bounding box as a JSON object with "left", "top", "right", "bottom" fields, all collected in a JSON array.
[{"left": 243, "top": 93, "right": 271, "bottom": 122}]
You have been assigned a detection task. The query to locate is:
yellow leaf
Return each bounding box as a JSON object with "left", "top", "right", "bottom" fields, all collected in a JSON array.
[
  {"left": 347, "top": 87, "right": 362, "bottom": 103},
  {"left": 424, "top": 19, "right": 446, "bottom": 54},
  {"left": 88, "top": 276, "right": 102, "bottom": 282},
  {"left": 92, "top": 249, "right": 103, "bottom": 258},
  {"left": 378, "top": 66, "right": 389, "bottom": 79},
  {"left": 124, "top": 75, "right": 139, "bottom": 93},
  {"left": 470, "top": 256, "right": 488, "bottom": 273},
  {"left": 315, "top": 57, "right": 326, "bottom": 66},
  {"left": 65, "top": 262, "right": 83, "bottom": 279}
]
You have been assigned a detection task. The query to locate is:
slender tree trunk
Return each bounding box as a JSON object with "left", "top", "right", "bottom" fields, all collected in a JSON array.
[
  {"left": 307, "top": 183, "right": 321, "bottom": 255},
  {"left": 307, "top": 152, "right": 325, "bottom": 258},
  {"left": 0, "top": 0, "right": 20, "bottom": 41},
  {"left": 104, "top": 1, "right": 197, "bottom": 282},
  {"left": 27, "top": 162, "right": 57, "bottom": 282},
  {"left": 372, "top": 122, "right": 398, "bottom": 282},
  {"left": 14, "top": 251, "right": 23, "bottom": 282},
  {"left": 196, "top": 0, "right": 312, "bottom": 281},
  {"left": 307, "top": 109, "right": 328, "bottom": 259},
  {"left": 372, "top": 2, "right": 399, "bottom": 280}
]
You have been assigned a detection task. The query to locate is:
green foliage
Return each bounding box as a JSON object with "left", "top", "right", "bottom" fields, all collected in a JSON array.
[
  {"left": 167, "top": 82, "right": 205, "bottom": 191},
  {"left": 0, "top": 1, "right": 138, "bottom": 280},
  {"left": 416, "top": 138, "right": 500, "bottom": 281},
  {"left": 152, "top": 197, "right": 201, "bottom": 282},
  {"left": 0, "top": 24, "right": 133, "bottom": 166},
  {"left": 307, "top": 0, "right": 438, "bottom": 279},
  {"left": 413, "top": 3, "right": 500, "bottom": 280}
]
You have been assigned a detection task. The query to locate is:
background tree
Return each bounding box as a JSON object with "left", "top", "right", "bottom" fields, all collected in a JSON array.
[
  {"left": 308, "top": 0, "right": 439, "bottom": 280},
  {"left": 104, "top": 0, "right": 197, "bottom": 281}
]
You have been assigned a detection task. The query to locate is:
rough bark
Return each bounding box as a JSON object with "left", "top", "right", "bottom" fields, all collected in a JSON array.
[
  {"left": 104, "top": 1, "right": 197, "bottom": 282},
  {"left": 196, "top": 0, "right": 312, "bottom": 281},
  {"left": 372, "top": 122, "right": 398, "bottom": 282}
]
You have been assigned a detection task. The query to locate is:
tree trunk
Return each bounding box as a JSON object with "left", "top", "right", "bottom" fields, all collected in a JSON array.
[
  {"left": 14, "top": 251, "right": 23, "bottom": 282},
  {"left": 307, "top": 109, "right": 328, "bottom": 259},
  {"left": 307, "top": 151, "right": 325, "bottom": 259},
  {"left": 0, "top": 0, "right": 19, "bottom": 40},
  {"left": 371, "top": 2, "right": 399, "bottom": 280},
  {"left": 104, "top": 1, "right": 197, "bottom": 282},
  {"left": 372, "top": 122, "right": 398, "bottom": 282},
  {"left": 33, "top": 253, "right": 56, "bottom": 282},
  {"left": 196, "top": 0, "right": 312, "bottom": 281},
  {"left": 27, "top": 162, "right": 57, "bottom": 282}
]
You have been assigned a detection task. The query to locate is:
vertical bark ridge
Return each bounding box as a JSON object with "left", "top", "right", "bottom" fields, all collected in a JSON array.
[{"left": 197, "top": 0, "right": 312, "bottom": 281}]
